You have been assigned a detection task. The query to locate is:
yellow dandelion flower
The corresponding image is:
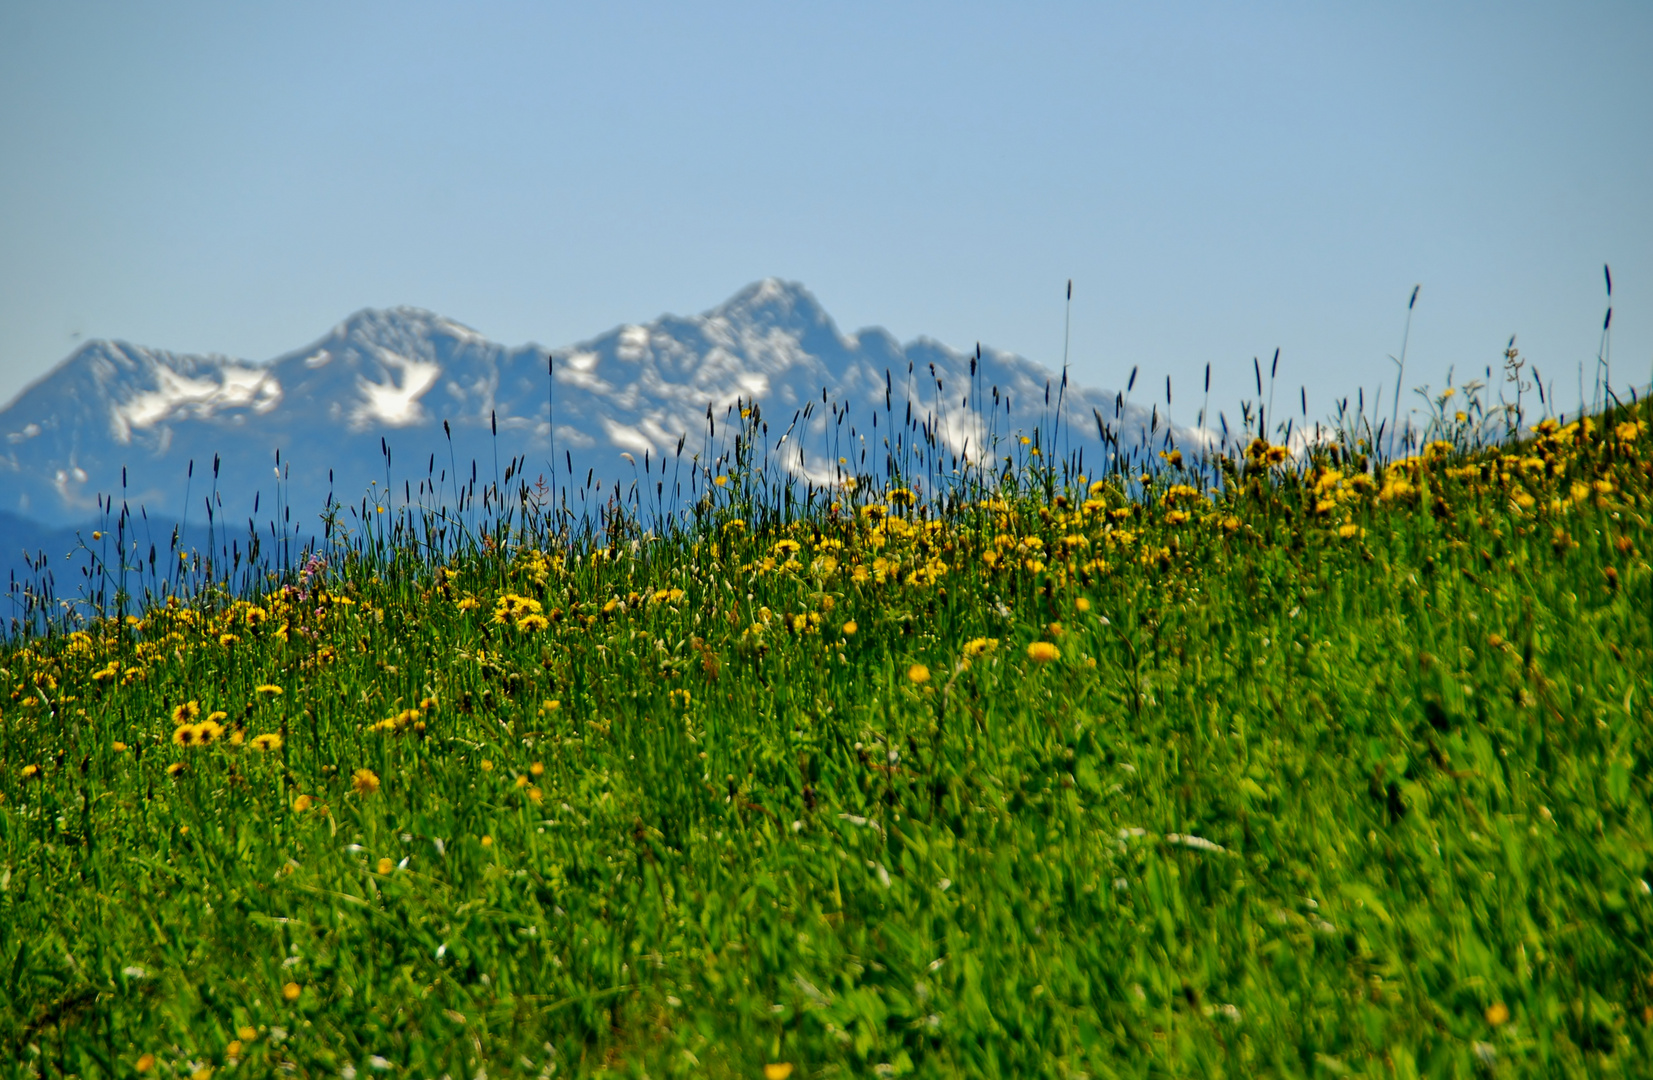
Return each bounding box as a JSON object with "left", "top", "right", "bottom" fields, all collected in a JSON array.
[
  {"left": 1027, "top": 641, "right": 1061, "bottom": 663},
  {"left": 480, "top": 759, "right": 494, "bottom": 772},
  {"left": 20, "top": 763, "right": 40, "bottom": 780},
  {"left": 530, "top": 761, "right": 545, "bottom": 777},
  {"left": 172, "top": 700, "right": 201, "bottom": 725},
  {"left": 237, "top": 1026, "right": 257, "bottom": 1042},
  {"left": 219, "top": 633, "right": 239, "bottom": 647},
  {"left": 194, "top": 720, "right": 225, "bottom": 746},
  {"left": 907, "top": 663, "right": 931, "bottom": 685},
  {"left": 714, "top": 474, "right": 729, "bottom": 486},
  {"left": 481, "top": 834, "right": 493, "bottom": 847},
  {"left": 1486, "top": 1002, "right": 1509, "bottom": 1026},
  {"left": 376, "top": 857, "right": 393, "bottom": 874},
  {"left": 136, "top": 1055, "right": 156, "bottom": 1074},
  {"left": 166, "top": 762, "right": 187, "bottom": 778},
  {"left": 1338, "top": 523, "right": 1362, "bottom": 539},
  {"left": 765, "top": 1065, "right": 794, "bottom": 1080},
  {"left": 963, "top": 637, "right": 999, "bottom": 658},
  {"left": 526, "top": 785, "right": 544, "bottom": 805},
  {"left": 251, "top": 733, "right": 283, "bottom": 752},
  {"left": 255, "top": 684, "right": 283, "bottom": 696},
  {"left": 282, "top": 982, "right": 301, "bottom": 1003},
  {"left": 206, "top": 710, "right": 228, "bottom": 724},
  {"left": 292, "top": 794, "right": 314, "bottom": 812},
  {"left": 173, "top": 725, "right": 199, "bottom": 748},
  {"left": 842, "top": 620, "right": 857, "bottom": 636},
  {"left": 351, "top": 768, "right": 380, "bottom": 795},
  {"left": 112, "top": 742, "right": 127, "bottom": 752},
  {"left": 457, "top": 596, "right": 480, "bottom": 612}
]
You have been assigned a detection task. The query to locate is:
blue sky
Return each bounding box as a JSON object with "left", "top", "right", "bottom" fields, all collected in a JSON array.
[{"left": 2, "top": 2, "right": 1649, "bottom": 428}]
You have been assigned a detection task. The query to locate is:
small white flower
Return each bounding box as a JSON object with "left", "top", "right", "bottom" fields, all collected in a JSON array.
[
  {"left": 1166, "top": 833, "right": 1227, "bottom": 854},
  {"left": 369, "top": 1056, "right": 392, "bottom": 1071},
  {"left": 341, "top": 1066, "right": 358, "bottom": 1080},
  {"left": 121, "top": 966, "right": 146, "bottom": 979}
]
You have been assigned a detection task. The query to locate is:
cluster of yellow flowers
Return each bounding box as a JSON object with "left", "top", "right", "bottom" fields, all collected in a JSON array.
[{"left": 491, "top": 593, "right": 549, "bottom": 631}]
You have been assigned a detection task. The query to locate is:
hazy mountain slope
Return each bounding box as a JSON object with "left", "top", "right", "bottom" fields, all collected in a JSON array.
[{"left": 0, "top": 280, "right": 1178, "bottom": 533}]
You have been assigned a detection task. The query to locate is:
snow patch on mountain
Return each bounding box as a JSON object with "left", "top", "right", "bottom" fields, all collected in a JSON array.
[
  {"left": 119, "top": 364, "right": 281, "bottom": 436},
  {"left": 352, "top": 350, "right": 441, "bottom": 429}
]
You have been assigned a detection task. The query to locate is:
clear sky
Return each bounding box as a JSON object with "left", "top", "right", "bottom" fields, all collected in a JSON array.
[{"left": 3, "top": 2, "right": 1649, "bottom": 430}]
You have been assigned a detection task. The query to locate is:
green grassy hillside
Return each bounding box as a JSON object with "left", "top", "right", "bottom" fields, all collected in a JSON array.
[{"left": 2, "top": 399, "right": 1650, "bottom": 1078}]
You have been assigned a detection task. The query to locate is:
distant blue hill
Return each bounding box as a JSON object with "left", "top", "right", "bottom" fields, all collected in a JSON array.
[{"left": 1, "top": 280, "right": 1179, "bottom": 535}]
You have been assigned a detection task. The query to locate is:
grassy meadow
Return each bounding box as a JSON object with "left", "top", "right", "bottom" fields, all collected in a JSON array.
[{"left": 2, "top": 380, "right": 1651, "bottom": 1078}]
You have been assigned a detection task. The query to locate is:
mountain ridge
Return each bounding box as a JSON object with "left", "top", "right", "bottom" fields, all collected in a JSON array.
[{"left": 0, "top": 280, "right": 1175, "bottom": 537}]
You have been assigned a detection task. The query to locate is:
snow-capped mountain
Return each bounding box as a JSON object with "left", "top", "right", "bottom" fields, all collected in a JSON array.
[{"left": 0, "top": 280, "right": 1183, "bottom": 534}]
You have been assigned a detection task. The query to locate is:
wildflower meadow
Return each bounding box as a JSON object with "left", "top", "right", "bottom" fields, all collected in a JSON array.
[{"left": 2, "top": 370, "right": 1651, "bottom": 1078}]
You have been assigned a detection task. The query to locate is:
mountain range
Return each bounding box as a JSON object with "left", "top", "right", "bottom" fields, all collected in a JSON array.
[{"left": 0, "top": 280, "right": 1184, "bottom": 583}]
